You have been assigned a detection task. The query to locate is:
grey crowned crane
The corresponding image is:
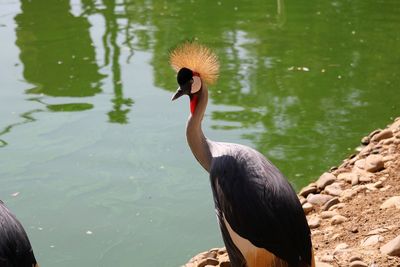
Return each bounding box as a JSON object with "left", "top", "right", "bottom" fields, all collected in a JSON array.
[
  {"left": 0, "top": 201, "right": 39, "bottom": 267},
  {"left": 170, "top": 42, "right": 314, "bottom": 267}
]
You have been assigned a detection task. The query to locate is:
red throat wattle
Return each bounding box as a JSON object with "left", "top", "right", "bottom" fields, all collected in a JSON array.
[{"left": 190, "top": 94, "right": 199, "bottom": 114}]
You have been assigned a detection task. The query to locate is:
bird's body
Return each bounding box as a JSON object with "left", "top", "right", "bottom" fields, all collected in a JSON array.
[
  {"left": 0, "top": 201, "right": 38, "bottom": 267},
  {"left": 171, "top": 42, "right": 314, "bottom": 267},
  {"left": 209, "top": 142, "right": 312, "bottom": 267}
]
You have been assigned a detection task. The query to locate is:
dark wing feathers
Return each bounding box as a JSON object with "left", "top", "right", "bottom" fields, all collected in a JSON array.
[{"left": 210, "top": 146, "right": 312, "bottom": 266}]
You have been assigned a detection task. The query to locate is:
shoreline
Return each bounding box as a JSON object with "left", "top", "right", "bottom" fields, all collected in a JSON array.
[{"left": 183, "top": 117, "right": 400, "bottom": 267}]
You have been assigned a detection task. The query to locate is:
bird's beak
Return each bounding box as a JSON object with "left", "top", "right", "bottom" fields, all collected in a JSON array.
[{"left": 171, "top": 87, "right": 184, "bottom": 101}]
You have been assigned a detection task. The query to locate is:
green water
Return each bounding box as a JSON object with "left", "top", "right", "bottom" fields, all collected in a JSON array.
[{"left": 0, "top": 0, "right": 399, "bottom": 266}]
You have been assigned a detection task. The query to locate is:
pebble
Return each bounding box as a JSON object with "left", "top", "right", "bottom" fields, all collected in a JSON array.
[
  {"left": 302, "top": 202, "right": 313, "bottom": 214},
  {"left": 351, "top": 174, "right": 359, "bottom": 186},
  {"left": 365, "top": 183, "right": 378, "bottom": 191},
  {"left": 380, "top": 235, "right": 400, "bottom": 256},
  {"left": 368, "top": 129, "right": 382, "bottom": 139},
  {"left": 380, "top": 196, "right": 400, "bottom": 209},
  {"left": 354, "top": 159, "right": 366, "bottom": 169},
  {"left": 358, "top": 176, "right": 372, "bottom": 183},
  {"left": 373, "top": 181, "right": 384, "bottom": 188},
  {"left": 299, "top": 185, "right": 318, "bottom": 197},
  {"left": 197, "top": 258, "right": 219, "bottom": 267},
  {"left": 383, "top": 137, "right": 394, "bottom": 145},
  {"left": 322, "top": 197, "right": 340, "bottom": 211},
  {"left": 337, "top": 172, "right": 357, "bottom": 183},
  {"left": 364, "top": 154, "right": 384, "bottom": 172},
  {"left": 331, "top": 215, "right": 347, "bottom": 225},
  {"left": 361, "top": 234, "right": 384, "bottom": 247},
  {"left": 367, "top": 228, "right": 389, "bottom": 235},
  {"left": 308, "top": 217, "right": 321, "bottom": 229},
  {"left": 328, "top": 203, "right": 345, "bottom": 211},
  {"left": 383, "top": 155, "right": 396, "bottom": 162},
  {"left": 349, "top": 260, "right": 368, "bottom": 267},
  {"left": 349, "top": 255, "right": 363, "bottom": 262},
  {"left": 371, "top": 129, "right": 393, "bottom": 142},
  {"left": 324, "top": 183, "right": 343, "bottom": 196},
  {"left": 299, "top": 196, "right": 307, "bottom": 205},
  {"left": 333, "top": 243, "right": 349, "bottom": 254},
  {"left": 320, "top": 211, "right": 338, "bottom": 219},
  {"left": 361, "top": 136, "right": 370, "bottom": 145},
  {"left": 341, "top": 189, "right": 357, "bottom": 200},
  {"left": 321, "top": 254, "right": 334, "bottom": 263},
  {"left": 317, "top": 172, "right": 336, "bottom": 190},
  {"left": 307, "top": 194, "right": 333, "bottom": 206}
]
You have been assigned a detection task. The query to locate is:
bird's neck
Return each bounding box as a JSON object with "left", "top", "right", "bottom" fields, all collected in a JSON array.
[{"left": 186, "top": 85, "right": 212, "bottom": 172}]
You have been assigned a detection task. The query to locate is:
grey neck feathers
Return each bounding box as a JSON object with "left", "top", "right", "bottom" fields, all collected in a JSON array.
[{"left": 186, "top": 85, "right": 213, "bottom": 172}]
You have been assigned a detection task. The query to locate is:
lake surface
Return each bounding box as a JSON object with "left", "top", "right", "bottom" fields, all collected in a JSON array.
[{"left": 0, "top": 0, "right": 399, "bottom": 266}]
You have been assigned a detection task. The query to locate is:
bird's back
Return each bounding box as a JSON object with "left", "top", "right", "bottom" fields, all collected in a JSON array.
[{"left": 209, "top": 143, "right": 313, "bottom": 267}]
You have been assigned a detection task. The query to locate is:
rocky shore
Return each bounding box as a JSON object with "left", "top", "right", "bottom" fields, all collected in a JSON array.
[{"left": 183, "top": 117, "right": 400, "bottom": 267}]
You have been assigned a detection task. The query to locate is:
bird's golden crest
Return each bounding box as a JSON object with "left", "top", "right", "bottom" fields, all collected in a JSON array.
[{"left": 169, "top": 41, "right": 220, "bottom": 85}]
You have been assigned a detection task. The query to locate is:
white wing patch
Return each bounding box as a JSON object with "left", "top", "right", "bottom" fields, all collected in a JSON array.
[{"left": 223, "top": 215, "right": 288, "bottom": 267}]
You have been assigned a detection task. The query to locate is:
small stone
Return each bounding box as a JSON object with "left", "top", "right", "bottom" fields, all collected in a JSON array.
[
  {"left": 380, "top": 235, "right": 400, "bottom": 256},
  {"left": 364, "top": 154, "right": 384, "bottom": 172},
  {"left": 351, "top": 175, "right": 359, "bottom": 186},
  {"left": 365, "top": 183, "right": 378, "bottom": 191},
  {"left": 368, "top": 129, "right": 382, "bottom": 139},
  {"left": 354, "top": 159, "right": 365, "bottom": 169},
  {"left": 198, "top": 258, "right": 219, "bottom": 267},
  {"left": 373, "top": 181, "right": 384, "bottom": 188},
  {"left": 383, "top": 137, "right": 394, "bottom": 145},
  {"left": 320, "top": 211, "right": 338, "bottom": 219},
  {"left": 317, "top": 172, "right": 336, "bottom": 190},
  {"left": 307, "top": 194, "right": 334, "bottom": 206},
  {"left": 333, "top": 243, "right": 349, "bottom": 254},
  {"left": 322, "top": 197, "right": 340, "bottom": 211},
  {"left": 331, "top": 215, "right": 347, "bottom": 225},
  {"left": 218, "top": 247, "right": 227, "bottom": 254},
  {"left": 380, "top": 185, "right": 392, "bottom": 192},
  {"left": 371, "top": 129, "right": 393, "bottom": 142},
  {"left": 302, "top": 202, "right": 313, "bottom": 214},
  {"left": 358, "top": 176, "right": 372, "bottom": 183},
  {"left": 361, "top": 136, "right": 370, "bottom": 145},
  {"left": 337, "top": 172, "right": 354, "bottom": 182},
  {"left": 308, "top": 217, "right": 321, "bottom": 229},
  {"left": 321, "top": 254, "right": 334, "bottom": 263},
  {"left": 349, "top": 255, "right": 363, "bottom": 262},
  {"left": 329, "top": 203, "right": 345, "bottom": 211},
  {"left": 351, "top": 227, "right": 359, "bottom": 233},
  {"left": 324, "top": 183, "right": 343, "bottom": 196},
  {"left": 341, "top": 189, "right": 357, "bottom": 200},
  {"left": 380, "top": 196, "right": 400, "bottom": 209},
  {"left": 349, "top": 260, "right": 368, "bottom": 267},
  {"left": 367, "top": 228, "right": 389, "bottom": 235},
  {"left": 383, "top": 155, "right": 396, "bottom": 162},
  {"left": 299, "top": 185, "right": 318, "bottom": 197},
  {"left": 361, "top": 235, "right": 384, "bottom": 247}
]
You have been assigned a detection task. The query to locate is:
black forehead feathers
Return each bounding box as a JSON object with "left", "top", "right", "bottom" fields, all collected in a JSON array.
[{"left": 177, "top": 67, "right": 193, "bottom": 85}]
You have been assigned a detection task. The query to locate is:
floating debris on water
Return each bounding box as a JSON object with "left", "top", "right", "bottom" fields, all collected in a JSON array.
[{"left": 288, "top": 66, "right": 310, "bottom": 72}]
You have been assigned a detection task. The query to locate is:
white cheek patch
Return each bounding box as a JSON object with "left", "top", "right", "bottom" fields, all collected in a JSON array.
[{"left": 191, "top": 76, "right": 202, "bottom": 94}]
